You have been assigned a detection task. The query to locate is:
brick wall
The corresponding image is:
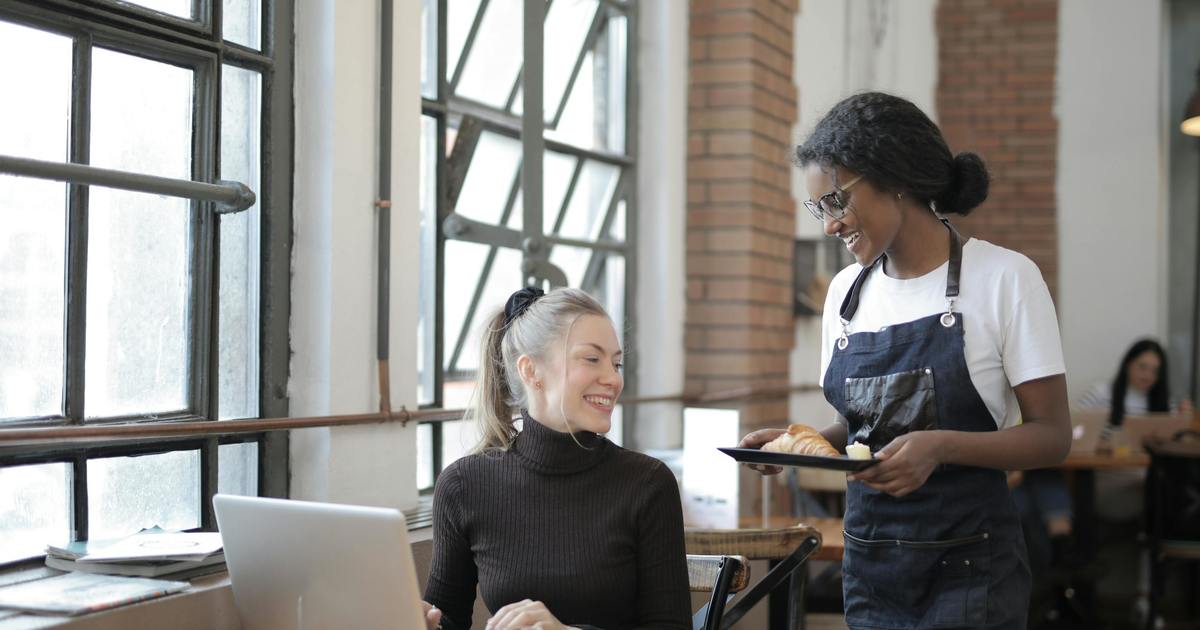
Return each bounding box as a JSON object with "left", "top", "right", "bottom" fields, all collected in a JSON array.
[
  {"left": 686, "top": 0, "right": 799, "bottom": 431},
  {"left": 936, "top": 0, "right": 1059, "bottom": 296}
]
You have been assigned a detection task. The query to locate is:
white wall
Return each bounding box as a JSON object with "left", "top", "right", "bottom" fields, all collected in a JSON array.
[
  {"left": 289, "top": 0, "right": 422, "bottom": 510},
  {"left": 789, "top": 0, "right": 937, "bottom": 426},
  {"left": 1057, "top": 0, "right": 1168, "bottom": 402},
  {"left": 634, "top": 0, "right": 688, "bottom": 449}
]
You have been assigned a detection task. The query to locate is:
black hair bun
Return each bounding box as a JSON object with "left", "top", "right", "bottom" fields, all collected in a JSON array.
[{"left": 939, "top": 152, "right": 990, "bottom": 216}]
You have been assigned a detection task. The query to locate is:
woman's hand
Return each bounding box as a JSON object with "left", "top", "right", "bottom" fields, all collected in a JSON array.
[
  {"left": 847, "top": 432, "right": 944, "bottom": 497},
  {"left": 486, "top": 599, "right": 577, "bottom": 630},
  {"left": 738, "top": 428, "right": 787, "bottom": 475},
  {"left": 422, "top": 601, "right": 442, "bottom": 630}
]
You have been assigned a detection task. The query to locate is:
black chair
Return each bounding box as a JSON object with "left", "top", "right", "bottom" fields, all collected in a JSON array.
[
  {"left": 686, "top": 525, "right": 823, "bottom": 630},
  {"left": 1144, "top": 430, "right": 1200, "bottom": 629},
  {"left": 687, "top": 554, "right": 750, "bottom": 630}
]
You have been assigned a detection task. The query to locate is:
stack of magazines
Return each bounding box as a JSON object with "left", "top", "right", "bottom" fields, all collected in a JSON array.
[{"left": 44, "top": 527, "right": 225, "bottom": 578}]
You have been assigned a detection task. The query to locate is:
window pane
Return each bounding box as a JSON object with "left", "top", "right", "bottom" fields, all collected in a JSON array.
[
  {"left": 89, "top": 450, "right": 201, "bottom": 540},
  {"left": 0, "top": 22, "right": 72, "bottom": 161},
  {"left": 418, "top": 116, "right": 438, "bottom": 405},
  {"left": 545, "top": 13, "right": 627, "bottom": 153},
  {"left": 223, "top": 0, "right": 262, "bottom": 49},
  {"left": 540, "top": 152, "right": 578, "bottom": 234},
  {"left": 218, "top": 442, "right": 257, "bottom": 496},
  {"left": 219, "top": 65, "right": 262, "bottom": 420},
  {"left": 447, "top": 0, "right": 483, "bottom": 84},
  {"left": 0, "top": 21, "right": 71, "bottom": 420},
  {"left": 455, "top": 131, "right": 520, "bottom": 225},
  {"left": 0, "top": 463, "right": 71, "bottom": 564},
  {"left": 416, "top": 423, "right": 433, "bottom": 491},
  {"left": 443, "top": 243, "right": 522, "bottom": 372},
  {"left": 440, "top": 419, "right": 471, "bottom": 473},
  {"left": 543, "top": 0, "right": 598, "bottom": 119},
  {"left": 421, "top": 0, "right": 438, "bottom": 99},
  {"left": 455, "top": 0, "right": 522, "bottom": 108},
  {"left": 86, "top": 48, "right": 193, "bottom": 418},
  {"left": 85, "top": 190, "right": 191, "bottom": 418},
  {"left": 90, "top": 48, "right": 193, "bottom": 179},
  {"left": 122, "top": 0, "right": 193, "bottom": 19},
  {"left": 609, "top": 199, "right": 625, "bottom": 242},
  {"left": 556, "top": 161, "right": 619, "bottom": 241}
]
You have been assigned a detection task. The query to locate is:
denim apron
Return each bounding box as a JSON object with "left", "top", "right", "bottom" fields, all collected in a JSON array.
[{"left": 823, "top": 225, "right": 1029, "bottom": 629}]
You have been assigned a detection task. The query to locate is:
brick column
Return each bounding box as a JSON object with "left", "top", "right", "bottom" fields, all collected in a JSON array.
[
  {"left": 687, "top": 0, "right": 798, "bottom": 425},
  {"left": 687, "top": 0, "right": 799, "bottom": 515},
  {"left": 936, "top": 0, "right": 1059, "bottom": 296}
]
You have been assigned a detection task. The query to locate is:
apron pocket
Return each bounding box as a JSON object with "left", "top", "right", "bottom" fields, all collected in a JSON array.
[
  {"left": 844, "top": 367, "right": 938, "bottom": 451},
  {"left": 842, "top": 531, "right": 990, "bottom": 629}
]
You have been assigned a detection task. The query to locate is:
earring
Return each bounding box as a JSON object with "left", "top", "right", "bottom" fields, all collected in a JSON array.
[
  {"left": 535, "top": 381, "right": 543, "bottom": 390},
  {"left": 896, "top": 193, "right": 904, "bottom": 201}
]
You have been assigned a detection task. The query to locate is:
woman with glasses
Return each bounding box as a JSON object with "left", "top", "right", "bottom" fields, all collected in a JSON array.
[{"left": 741, "top": 92, "right": 1071, "bottom": 629}]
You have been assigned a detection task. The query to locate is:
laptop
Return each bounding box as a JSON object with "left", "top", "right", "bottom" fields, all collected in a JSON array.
[
  {"left": 1068, "top": 409, "right": 1110, "bottom": 455},
  {"left": 213, "top": 494, "right": 425, "bottom": 630},
  {"left": 1117, "top": 413, "right": 1193, "bottom": 451}
]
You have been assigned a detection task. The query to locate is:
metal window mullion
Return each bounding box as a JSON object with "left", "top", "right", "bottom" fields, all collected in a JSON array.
[
  {"left": 445, "top": 166, "right": 522, "bottom": 372},
  {"left": 447, "top": 0, "right": 488, "bottom": 93},
  {"left": 259, "top": 0, "right": 292, "bottom": 499},
  {"left": 191, "top": 54, "right": 219, "bottom": 421},
  {"left": 72, "top": 455, "right": 87, "bottom": 541},
  {"left": 200, "top": 437, "right": 218, "bottom": 528},
  {"left": 502, "top": 0, "right": 554, "bottom": 114},
  {"left": 206, "top": 0, "right": 218, "bottom": 41},
  {"left": 64, "top": 34, "right": 92, "bottom": 426},
  {"left": 520, "top": 0, "right": 545, "bottom": 284},
  {"left": 548, "top": 5, "right": 605, "bottom": 130},
  {"left": 620, "top": 1, "right": 638, "bottom": 447},
  {"left": 428, "top": 0, "right": 450, "bottom": 487}
]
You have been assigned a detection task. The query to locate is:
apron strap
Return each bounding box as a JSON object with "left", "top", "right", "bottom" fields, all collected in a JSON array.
[{"left": 838, "top": 221, "right": 963, "bottom": 322}]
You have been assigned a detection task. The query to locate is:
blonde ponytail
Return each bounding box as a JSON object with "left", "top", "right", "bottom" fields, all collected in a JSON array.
[{"left": 470, "top": 309, "right": 518, "bottom": 451}]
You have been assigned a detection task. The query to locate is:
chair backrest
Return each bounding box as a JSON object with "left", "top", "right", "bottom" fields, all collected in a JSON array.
[
  {"left": 686, "top": 554, "right": 750, "bottom": 593},
  {"left": 685, "top": 524, "right": 823, "bottom": 560},
  {"left": 687, "top": 555, "right": 749, "bottom": 630}
]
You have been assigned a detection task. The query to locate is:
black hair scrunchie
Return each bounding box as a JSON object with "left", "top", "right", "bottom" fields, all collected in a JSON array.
[{"left": 503, "top": 286, "right": 545, "bottom": 328}]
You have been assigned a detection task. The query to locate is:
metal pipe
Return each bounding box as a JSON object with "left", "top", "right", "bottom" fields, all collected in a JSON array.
[
  {"left": 0, "top": 154, "right": 255, "bottom": 213},
  {"left": 376, "top": 0, "right": 394, "bottom": 416},
  {"left": 0, "top": 382, "right": 825, "bottom": 446}
]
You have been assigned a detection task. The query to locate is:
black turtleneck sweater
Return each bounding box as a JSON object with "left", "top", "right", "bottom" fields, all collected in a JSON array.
[{"left": 423, "top": 412, "right": 690, "bottom": 630}]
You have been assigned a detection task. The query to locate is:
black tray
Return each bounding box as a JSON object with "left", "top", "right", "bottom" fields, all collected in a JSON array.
[{"left": 718, "top": 447, "right": 878, "bottom": 472}]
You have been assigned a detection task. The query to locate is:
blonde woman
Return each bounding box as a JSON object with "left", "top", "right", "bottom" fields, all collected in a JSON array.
[{"left": 422, "top": 287, "right": 690, "bottom": 630}]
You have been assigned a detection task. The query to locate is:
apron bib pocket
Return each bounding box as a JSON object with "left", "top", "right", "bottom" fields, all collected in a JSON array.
[{"left": 844, "top": 367, "right": 939, "bottom": 451}]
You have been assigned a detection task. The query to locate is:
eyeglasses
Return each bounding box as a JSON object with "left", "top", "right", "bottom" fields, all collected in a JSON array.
[{"left": 803, "top": 174, "right": 863, "bottom": 221}]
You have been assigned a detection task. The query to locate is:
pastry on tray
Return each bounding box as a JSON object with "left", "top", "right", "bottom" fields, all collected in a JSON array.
[{"left": 761, "top": 424, "right": 840, "bottom": 458}]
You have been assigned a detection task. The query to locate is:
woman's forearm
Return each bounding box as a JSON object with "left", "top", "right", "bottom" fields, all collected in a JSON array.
[{"left": 935, "top": 420, "right": 1070, "bottom": 470}]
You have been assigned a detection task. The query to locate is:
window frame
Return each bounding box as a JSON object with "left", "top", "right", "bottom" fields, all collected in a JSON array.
[
  {"left": 418, "top": 0, "right": 639, "bottom": 492},
  {"left": 0, "top": 0, "right": 292, "bottom": 561}
]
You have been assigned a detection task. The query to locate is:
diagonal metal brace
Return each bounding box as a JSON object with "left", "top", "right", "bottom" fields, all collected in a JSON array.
[{"left": 717, "top": 536, "right": 820, "bottom": 630}]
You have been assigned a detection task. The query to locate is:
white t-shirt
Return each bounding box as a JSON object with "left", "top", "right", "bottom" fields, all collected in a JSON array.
[
  {"left": 1075, "top": 381, "right": 1149, "bottom": 414},
  {"left": 820, "top": 238, "right": 1066, "bottom": 430}
]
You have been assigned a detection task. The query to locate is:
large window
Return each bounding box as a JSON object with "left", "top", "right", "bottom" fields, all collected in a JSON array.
[
  {"left": 0, "top": 0, "right": 291, "bottom": 565},
  {"left": 417, "top": 0, "right": 636, "bottom": 490}
]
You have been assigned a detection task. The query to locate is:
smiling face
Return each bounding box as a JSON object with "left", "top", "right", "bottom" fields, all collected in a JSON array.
[
  {"left": 1126, "top": 350, "right": 1162, "bottom": 393},
  {"left": 803, "top": 164, "right": 903, "bottom": 266},
  {"left": 522, "top": 314, "right": 623, "bottom": 434}
]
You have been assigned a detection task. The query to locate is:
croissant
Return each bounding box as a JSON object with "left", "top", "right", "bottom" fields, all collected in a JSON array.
[{"left": 761, "top": 424, "right": 839, "bottom": 457}]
